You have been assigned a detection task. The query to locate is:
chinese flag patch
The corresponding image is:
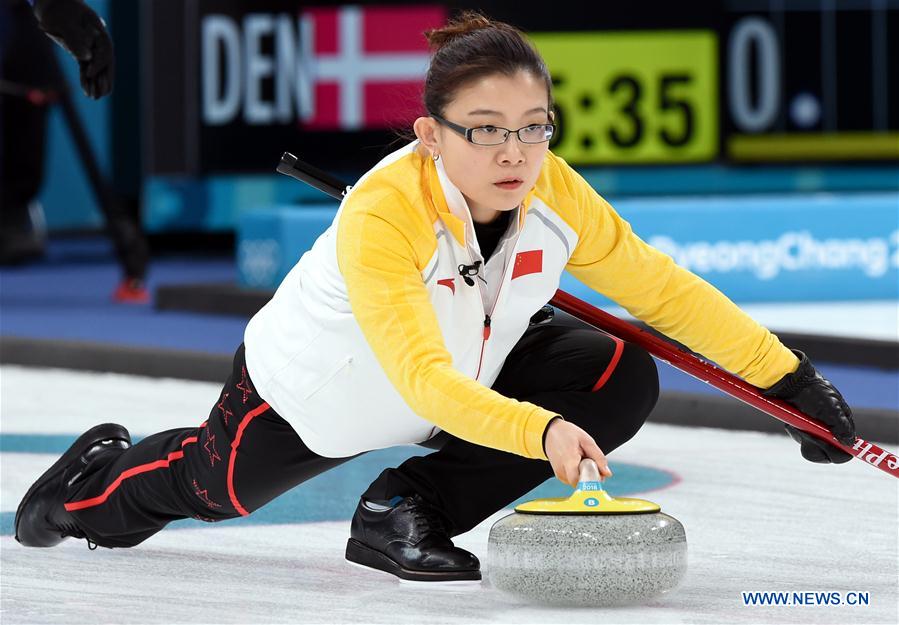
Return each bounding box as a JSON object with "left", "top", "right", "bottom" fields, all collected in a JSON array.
[{"left": 512, "top": 250, "right": 543, "bottom": 280}]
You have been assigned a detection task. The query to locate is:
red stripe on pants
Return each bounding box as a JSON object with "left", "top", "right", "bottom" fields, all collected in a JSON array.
[
  {"left": 591, "top": 336, "right": 624, "bottom": 392},
  {"left": 227, "top": 402, "right": 271, "bottom": 516},
  {"left": 64, "top": 429, "right": 204, "bottom": 512}
]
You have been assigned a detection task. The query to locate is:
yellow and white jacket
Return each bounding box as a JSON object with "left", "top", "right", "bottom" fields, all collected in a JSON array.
[{"left": 244, "top": 141, "right": 798, "bottom": 460}]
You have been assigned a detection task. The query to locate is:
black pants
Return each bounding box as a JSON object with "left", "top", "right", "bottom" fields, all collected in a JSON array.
[{"left": 66, "top": 311, "right": 659, "bottom": 548}]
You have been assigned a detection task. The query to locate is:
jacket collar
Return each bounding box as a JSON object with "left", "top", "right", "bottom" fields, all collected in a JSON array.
[{"left": 425, "top": 150, "right": 536, "bottom": 249}]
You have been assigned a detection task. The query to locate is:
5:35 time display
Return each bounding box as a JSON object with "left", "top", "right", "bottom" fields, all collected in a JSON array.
[{"left": 532, "top": 31, "right": 719, "bottom": 164}]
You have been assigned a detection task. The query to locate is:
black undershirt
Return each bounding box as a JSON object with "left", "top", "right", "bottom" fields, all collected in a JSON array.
[{"left": 471, "top": 210, "right": 512, "bottom": 262}]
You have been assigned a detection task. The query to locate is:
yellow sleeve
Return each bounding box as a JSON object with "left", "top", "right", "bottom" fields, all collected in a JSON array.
[
  {"left": 556, "top": 160, "right": 799, "bottom": 388},
  {"left": 336, "top": 194, "right": 558, "bottom": 460}
]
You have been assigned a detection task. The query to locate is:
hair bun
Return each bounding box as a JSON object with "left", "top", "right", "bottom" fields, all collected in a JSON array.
[
  {"left": 424, "top": 11, "right": 493, "bottom": 49},
  {"left": 418, "top": 11, "right": 552, "bottom": 120}
]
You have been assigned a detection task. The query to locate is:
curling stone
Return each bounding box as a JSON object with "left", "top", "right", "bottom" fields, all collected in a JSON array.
[{"left": 488, "top": 459, "right": 687, "bottom": 606}]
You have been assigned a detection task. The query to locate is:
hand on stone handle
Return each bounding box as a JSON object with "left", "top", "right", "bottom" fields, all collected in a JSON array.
[{"left": 543, "top": 418, "right": 612, "bottom": 487}]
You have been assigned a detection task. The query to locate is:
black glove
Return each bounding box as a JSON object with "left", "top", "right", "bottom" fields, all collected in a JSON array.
[
  {"left": 762, "top": 350, "right": 856, "bottom": 464},
  {"left": 33, "top": 0, "right": 114, "bottom": 99}
]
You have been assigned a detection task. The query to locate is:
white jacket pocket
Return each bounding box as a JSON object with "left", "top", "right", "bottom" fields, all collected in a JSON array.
[{"left": 303, "top": 355, "right": 354, "bottom": 400}]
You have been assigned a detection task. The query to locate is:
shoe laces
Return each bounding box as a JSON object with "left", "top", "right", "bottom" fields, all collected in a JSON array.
[
  {"left": 409, "top": 498, "right": 449, "bottom": 537},
  {"left": 55, "top": 519, "right": 97, "bottom": 549}
]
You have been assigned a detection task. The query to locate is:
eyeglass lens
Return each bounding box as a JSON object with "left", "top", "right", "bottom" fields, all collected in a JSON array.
[{"left": 469, "top": 125, "right": 554, "bottom": 145}]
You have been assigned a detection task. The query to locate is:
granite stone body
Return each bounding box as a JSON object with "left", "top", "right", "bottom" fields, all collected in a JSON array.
[{"left": 487, "top": 511, "right": 688, "bottom": 606}]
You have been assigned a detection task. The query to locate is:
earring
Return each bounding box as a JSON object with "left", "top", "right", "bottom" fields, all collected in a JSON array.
[{"left": 432, "top": 153, "right": 440, "bottom": 161}]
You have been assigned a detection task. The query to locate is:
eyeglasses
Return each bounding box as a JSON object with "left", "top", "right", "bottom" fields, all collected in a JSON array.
[{"left": 430, "top": 113, "right": 555, "bottom": 146}]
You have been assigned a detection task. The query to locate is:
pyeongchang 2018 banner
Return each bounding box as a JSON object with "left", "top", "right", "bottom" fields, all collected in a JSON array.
[
  {"left": 191, "top": 2, "right": 445, "bottom": 172},
  {"left": 559, "top": 193, "right": 899, "bottom": 303}
]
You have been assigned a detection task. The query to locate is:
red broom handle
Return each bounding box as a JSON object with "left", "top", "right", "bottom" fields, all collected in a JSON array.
[{"left": 549, "top": 289, "right": 899, "bottom": 479}]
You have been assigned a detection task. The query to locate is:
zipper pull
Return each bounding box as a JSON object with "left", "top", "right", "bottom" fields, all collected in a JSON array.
[{"left": 483, "top": 314, "right": 492, "bottom": 340}]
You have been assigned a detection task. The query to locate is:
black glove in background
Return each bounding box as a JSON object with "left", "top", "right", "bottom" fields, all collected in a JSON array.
[
  {"left": 763, "top": 350, "right": 856, "bottom": 464},
  {"left": 32, "top": 0, "right": 114, "bottom": 98}
]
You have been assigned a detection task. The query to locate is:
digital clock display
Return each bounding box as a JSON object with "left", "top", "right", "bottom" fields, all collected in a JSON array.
[{"left": 532, "top": 31, "right": 718, "bottom": 164}]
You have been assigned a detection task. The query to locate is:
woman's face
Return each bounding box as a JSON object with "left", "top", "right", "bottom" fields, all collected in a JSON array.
[{"left": 415, "top": 70, "right": 551, "bottom": 223}]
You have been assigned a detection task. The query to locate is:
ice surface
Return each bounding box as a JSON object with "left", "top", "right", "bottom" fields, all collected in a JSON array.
[{"left": 1, "top": 366, "right": 897, "bottom": 624}]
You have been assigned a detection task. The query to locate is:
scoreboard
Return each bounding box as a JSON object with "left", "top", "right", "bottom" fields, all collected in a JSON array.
[
  {"left": 722, "top": 3, "right": 898, "bottom": 162},
  {"left": 141, "top": 0, "right": 899, "bottom": 174},
  {"left": 530, "top": 2, "right": 899, "bottom": 165}
]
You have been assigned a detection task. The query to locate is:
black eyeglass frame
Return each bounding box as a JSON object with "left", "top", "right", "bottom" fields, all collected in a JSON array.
[{"left": 429, "top": 113, "right": 556, "bottom": 145}]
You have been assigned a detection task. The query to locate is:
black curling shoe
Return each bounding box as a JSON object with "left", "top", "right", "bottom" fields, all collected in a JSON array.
[
  {"left": 346, "top": 494, "right": 481, "bottom": 582},
  {"left": 15, "top": 423, "right": 131, "bottom": 548}
]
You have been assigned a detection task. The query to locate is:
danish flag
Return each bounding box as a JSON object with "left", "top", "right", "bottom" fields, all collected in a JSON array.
[{"left": 298, "top": 5, "right": 445, "bottom": 130}]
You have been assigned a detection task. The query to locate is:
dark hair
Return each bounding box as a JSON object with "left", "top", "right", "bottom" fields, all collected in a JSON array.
[{"left": 422, "top": 11, "right": 553, "bottom": 117}]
